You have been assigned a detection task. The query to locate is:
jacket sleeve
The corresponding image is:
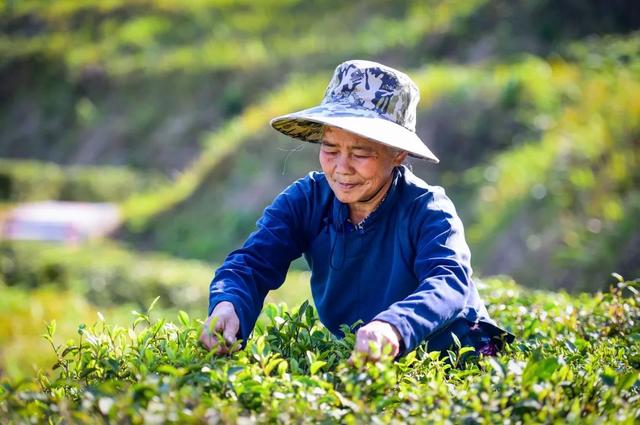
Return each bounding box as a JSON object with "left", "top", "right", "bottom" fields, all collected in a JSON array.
[
  {"left": 373, "top": 191, "right": 473, "bottom": 355},
  {"left": 208, "top": 178, "right": 311, "bottom": 344}
]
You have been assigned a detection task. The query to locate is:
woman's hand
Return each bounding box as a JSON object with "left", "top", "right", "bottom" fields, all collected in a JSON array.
[
  {"left": 199, "top": 301, "right": 240, "bottom": 354},
  {"left": 351, "top": 320, "right": 401, "bottom": 363}
]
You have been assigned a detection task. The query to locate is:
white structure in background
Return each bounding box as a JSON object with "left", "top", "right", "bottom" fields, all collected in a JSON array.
[{"left": 1, "top": 201, "right": 121, "bottom": 243}]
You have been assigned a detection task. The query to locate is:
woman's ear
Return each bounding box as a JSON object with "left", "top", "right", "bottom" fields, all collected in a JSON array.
[{"left": 393, "top": 150, "right": 408, "bottom": 166}]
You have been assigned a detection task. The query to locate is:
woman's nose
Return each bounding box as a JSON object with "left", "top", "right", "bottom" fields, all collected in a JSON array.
[{"left": 335, "top": 153, "right": 354, "bottom": 174}]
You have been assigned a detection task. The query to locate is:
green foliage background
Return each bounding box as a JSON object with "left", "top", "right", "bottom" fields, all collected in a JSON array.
[
  {"left": 1, "top": 0, "right": 638, "bottom": 289},
  {"left": 0, "top": 0, "right": 639, "bottom": 421}
]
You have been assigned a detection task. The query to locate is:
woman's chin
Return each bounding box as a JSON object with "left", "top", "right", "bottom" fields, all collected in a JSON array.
[
  {"left": 333, "top": 191, "right": 361, "bottom": 204},
  {"left": 329, "top": 181, "right": 369, "bottom": 204}
]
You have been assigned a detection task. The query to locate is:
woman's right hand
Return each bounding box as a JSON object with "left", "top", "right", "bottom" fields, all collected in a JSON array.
[{"left": 199, "top": 301, "right": 240, "bottom": 354}]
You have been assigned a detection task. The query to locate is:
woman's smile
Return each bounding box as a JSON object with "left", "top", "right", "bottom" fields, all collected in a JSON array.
[{"left": 336, "top": 181, "right": 360, "bottom": 190}]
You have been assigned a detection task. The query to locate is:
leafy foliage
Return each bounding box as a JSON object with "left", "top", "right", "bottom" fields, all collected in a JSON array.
[
  {"left": 1, "top": 276, "right": 639, "bottom": 423},
  {"left": 0, "top": 241, "right": 311, "bottom": 379}
]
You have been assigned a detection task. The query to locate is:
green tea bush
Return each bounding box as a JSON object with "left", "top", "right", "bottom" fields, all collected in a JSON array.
[
  {"left": 0, "top": 273, "right": 310, "bottom": 380},
  {"left": 1, "top": 276, "right": 638, "bottom": 423}
]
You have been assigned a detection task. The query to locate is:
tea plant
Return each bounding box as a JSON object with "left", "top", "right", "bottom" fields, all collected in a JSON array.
[{"left": 1, "top": 276, "right": 639, "bottom": 424}]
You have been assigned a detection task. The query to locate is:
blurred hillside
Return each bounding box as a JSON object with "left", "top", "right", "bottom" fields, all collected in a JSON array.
[{"left": 1, "top": 0, "right": 639, "bottom": 291}]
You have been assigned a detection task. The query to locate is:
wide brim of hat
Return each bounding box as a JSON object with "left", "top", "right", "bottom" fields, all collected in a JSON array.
[{"left": 269, "top": 104, "right": 439, "bottom": 163}]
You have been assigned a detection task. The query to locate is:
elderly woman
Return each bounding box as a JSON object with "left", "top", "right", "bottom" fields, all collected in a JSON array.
[{"left": 200, "top": 60, "right": 513, "bottom": 361}]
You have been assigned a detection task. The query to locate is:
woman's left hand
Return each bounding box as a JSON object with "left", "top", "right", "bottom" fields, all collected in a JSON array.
[{"left": 351, "top": 320, "right": 401, "bottom": 363}]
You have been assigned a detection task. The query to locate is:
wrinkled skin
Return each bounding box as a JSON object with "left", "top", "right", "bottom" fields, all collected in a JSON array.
[{"left": 319, "top": 126, "right": 407, "bottom": 223}]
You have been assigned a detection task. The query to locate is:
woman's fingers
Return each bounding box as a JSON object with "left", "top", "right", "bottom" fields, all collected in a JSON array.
[
  {"left": 199, "top": 324, "right": 221, "bottom": 351},
  {"left": 200, "top": 301, "right": 240, "bottom": 354},
  {"left": 356, "top": 328, "right": 382, "bottom": 359},
  {"left": 200, "top": 319, "right": 231, "bottom": 354},
  {"left": 351, "top": 320, "right": 401, "bottom": 363},
  {"left": 223, "top": 324, "right": 238, "bottom": 347}
]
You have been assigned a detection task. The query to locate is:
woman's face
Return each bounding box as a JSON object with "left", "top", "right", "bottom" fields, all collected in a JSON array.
[{"left": 319, "top": 126, "right": 407, "bottom": 205}]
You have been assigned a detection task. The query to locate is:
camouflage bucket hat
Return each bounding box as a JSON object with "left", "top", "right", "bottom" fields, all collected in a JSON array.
[{"left": 270, "top": 60, "right": 439, "bottom": 163}]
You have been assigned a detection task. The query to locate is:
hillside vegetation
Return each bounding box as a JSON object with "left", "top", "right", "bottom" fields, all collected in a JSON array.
[{"left": 1, "top": 0, "right": 638, "bottom": 289}]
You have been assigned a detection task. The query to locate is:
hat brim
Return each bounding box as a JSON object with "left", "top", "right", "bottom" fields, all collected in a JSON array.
[{"left": 270, "top": 104, "right": 439, "bottom": 163}]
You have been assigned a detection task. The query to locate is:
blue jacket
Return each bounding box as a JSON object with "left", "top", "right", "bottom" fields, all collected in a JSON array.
[{"left": 209, "top": 166, "right": 513, "bottom": 355}]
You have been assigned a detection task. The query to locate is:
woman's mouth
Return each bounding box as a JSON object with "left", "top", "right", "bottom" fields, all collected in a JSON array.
[{"left": 336, "top": 181, "right": 359, "bottom": 191}]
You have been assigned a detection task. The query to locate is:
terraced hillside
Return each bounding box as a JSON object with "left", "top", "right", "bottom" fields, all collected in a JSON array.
[{"left": 1, "top": 1, "right": 639, "bottom": 288}]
